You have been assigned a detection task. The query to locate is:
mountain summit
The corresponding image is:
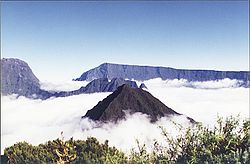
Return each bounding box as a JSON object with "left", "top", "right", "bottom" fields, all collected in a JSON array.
[
  {"left": 75, "top": 63, "right": 250, "bottom": 87},
  {"left": 1, "top": 58, "right": 45, "bottom": 98},
  {"left": 84, "top": 84, "right": 195, "bottom": 123}
]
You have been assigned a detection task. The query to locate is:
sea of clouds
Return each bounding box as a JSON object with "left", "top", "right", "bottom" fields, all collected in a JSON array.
[
  {"left": 40, "top": 80, "right": 89, "bottom": 91},
  {"left": 1, "top": 78, "right": 249, "bottom": 154}
]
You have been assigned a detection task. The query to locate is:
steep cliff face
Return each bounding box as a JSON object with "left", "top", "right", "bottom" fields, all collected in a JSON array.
[
  {"left": 75, "top": 63, "right": 250, "bottom": 87},
  {"left": 1, "top": 58, "right": 43, "bottom": 98},
  {"left": 84, "top": 84, "right": 195, "bottom": 123},
  {"left": 1, "top": 58, "right": 141, "bottom": 99}
]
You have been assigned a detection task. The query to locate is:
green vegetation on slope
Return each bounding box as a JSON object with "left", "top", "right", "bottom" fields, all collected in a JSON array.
[
  {"left": 3, "top": 137, "right": 127, "bottom": 164},
  {"left": 131, "top": 116, "right": 250, "bottom": 163},
  {"left": 2, "top": 116, "right": 250, "bottom": 164}
]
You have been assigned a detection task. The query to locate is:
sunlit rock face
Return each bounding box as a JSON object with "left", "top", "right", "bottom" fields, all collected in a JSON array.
[
  {"left": 1, "top": 58, "right": 140, "bottom": 99},
  {"left": 75, "top": 63, "right": 250, "bottom": 87},
  {"left": 1, "top": 58, "right": 45, "bottom": 98}
]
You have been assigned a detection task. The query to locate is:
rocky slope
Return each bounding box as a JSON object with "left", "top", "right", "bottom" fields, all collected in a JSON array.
[
  {"left": 1, "top": 58, "right": 141, "bottom": 99},
  {"left": 53, "top": 78, "right": 139, "bottom": 97},
  {"left": 84, "top": 84, "right": 195, "bottom": 123},
  {"left": 1, "top": 58, "right": 51, "bottom": 99},
  {"left": 75, "top": 63, "right": 250, "bottom": 87}
]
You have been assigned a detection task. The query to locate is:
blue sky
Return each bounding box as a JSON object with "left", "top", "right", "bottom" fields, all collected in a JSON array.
[{"left": 2, "top": 1, "right": 249, "bottom": 81}]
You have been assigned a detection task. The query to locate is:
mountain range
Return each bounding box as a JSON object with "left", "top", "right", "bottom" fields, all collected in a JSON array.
[
  {"left": 1, "top": 58, "right": 141, "bottom": 99},
  {"left": 1, "top": 58, "right": 250, "bottom": 99},
  {"left": 3, "top": 57, "right": 249, "bottom": 125},
  {"left": 51, "top": 77, "right": 139, "bottom": 97},
  {"left": 75, "top": 63, "right": 250, "bottom": 87}
]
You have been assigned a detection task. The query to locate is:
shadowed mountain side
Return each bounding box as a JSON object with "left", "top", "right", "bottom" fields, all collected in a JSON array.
[
  {"left": 84, "top": 84, "right": 195, "bottom": 123},
  {"left": 52, "top": 78, "right": 139, "bottom": 97},
  {"left": 75, "top": 63, "right": 250, "bottom": 87}
]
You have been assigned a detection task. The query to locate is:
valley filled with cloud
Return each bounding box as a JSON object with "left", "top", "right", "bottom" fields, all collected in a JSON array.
[{"left": 1, "top": 79, "right": 249, "bottom": 154}]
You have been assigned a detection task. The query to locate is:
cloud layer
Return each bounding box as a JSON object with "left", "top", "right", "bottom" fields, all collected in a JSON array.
[
  {"left": 40, "top": 80, "right": 89, "bottom": 92},
  {"left": 142, "top": 78, "right": 249, "bottom": 126},
  {"left": 1, "top": 79, "right": 249, "bottom": 154},
  {"left": 140, "top": 78, "right": 244, "bottom": 89}
]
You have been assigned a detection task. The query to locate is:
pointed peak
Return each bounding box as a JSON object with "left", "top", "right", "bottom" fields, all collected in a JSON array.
[
  {"left": 139, "top": 83, "right": 147, "bottom": 89},
  {"left": 116, "top": 84, "right": 135, "bottom": 92},
  {"left": 83, "top": 83, "right": 186, "bottom": 123}
]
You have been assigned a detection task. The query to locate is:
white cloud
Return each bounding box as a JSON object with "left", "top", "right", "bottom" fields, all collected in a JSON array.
[
  {"left": 142, "top": 79, "right": 249, "bottom": 126},
  {"left": 40, "top": 80, "right": 89, "bottom": 91},
  {"left": 76, "top": 113, "right": 192, "bottom": 154},
  {"left": 144, "top": 78, "right": 244, "bottom": 89},
  {"left": 1, "top": 78, "right": 249, "bottom": 154},
  {"left": 1, "top": 93, "right": 109, "bottom": 154},
  {"left": 191, "top": 78, "right": 244, "bottom": 89}
]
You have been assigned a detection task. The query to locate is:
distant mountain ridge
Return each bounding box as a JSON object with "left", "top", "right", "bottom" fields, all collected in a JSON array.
[
  {"left": 52, "top": 78, "right": 139, "bottom": 97},
  {"left": 1, "top": 58, "right": 141, "bottom": 99},
  {"left": 75, "top": 63, "right": 250, "bottom": 87},
  {"left": 2, "top": 58, "right": 249, "bottom": 100}
]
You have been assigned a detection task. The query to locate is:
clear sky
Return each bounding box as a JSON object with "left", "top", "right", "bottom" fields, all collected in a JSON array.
[{"left": 1, "top": 1, "right": 249, "bottom": 81}]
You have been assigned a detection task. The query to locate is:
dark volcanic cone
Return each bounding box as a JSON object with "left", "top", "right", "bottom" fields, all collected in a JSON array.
[{"left": 84, "top": 84, "right": 195, "bottom": 123}]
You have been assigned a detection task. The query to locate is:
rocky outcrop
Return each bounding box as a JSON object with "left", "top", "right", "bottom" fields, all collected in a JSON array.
[
  {"left": 75, "top": 63, "right": 250, "bottom": 87},
  {"left": 139, "top": 83, "right": 147, "bottom": 89},
  {"left": 84, "top": 84, "right": 195, "bottom": 123},
  {"left": 1, "top": 58, "right": 51, "bottom": 99}
]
